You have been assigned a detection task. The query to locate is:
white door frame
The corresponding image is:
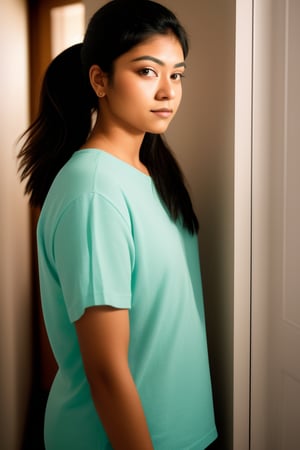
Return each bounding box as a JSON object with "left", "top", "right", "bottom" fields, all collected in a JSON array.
[{"left": 233, "top": 0, "right": 253, "bottom": 449}]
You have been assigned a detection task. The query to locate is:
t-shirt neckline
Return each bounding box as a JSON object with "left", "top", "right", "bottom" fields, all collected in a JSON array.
[{"left": 77, "top": 148, "right": 152, "bottom": 181}]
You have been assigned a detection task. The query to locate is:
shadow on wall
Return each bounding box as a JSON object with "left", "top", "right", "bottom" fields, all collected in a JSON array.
[{"left": 163, "top": 1, "right": 236, "bottom": 448}]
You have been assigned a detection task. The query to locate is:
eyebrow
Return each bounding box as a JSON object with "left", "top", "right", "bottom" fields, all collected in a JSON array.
[{"left": 131, "top": 55, "right": 186, "bottom": 68}]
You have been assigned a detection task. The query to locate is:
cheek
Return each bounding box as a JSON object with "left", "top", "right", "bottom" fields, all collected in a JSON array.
[
  {"left": 108, "top": 73, "right": 134, "bottom": 98},
  {"left": 174, "top": 88, "right": 183, "bottom": 110},
  {"left": 120, "top": 85, "right": 147, "bottom": 110}
]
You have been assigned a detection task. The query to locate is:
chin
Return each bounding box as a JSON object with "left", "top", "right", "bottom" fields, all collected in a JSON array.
[{"left": 147, "top": 124, "right": 172, "bottom": 135}]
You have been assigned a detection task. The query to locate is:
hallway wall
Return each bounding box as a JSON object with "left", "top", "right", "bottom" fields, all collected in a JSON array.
[
  {"left": 0, "top": 0, "right": 32, "bottom": 449},
  {"left": 162, "top": 3, "right": 236, "bottom": 448}
]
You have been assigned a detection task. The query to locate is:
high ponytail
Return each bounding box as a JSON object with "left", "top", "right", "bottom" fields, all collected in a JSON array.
[{"left": 18, "top": 44, "right": 96, "bottom": 208}]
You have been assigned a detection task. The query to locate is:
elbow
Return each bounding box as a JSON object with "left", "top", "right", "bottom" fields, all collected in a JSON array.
[{"left": 84, "top": 362, "right": 131, "bottom": 397}]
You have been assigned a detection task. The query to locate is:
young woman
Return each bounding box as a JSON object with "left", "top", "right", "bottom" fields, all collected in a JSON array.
[{"left": 18, "top": 1, "right": 217, "bottom": 448}]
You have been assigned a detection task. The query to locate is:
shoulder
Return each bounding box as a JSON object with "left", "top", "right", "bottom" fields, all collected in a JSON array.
[
  {"left": 40, "top": 150, "right": 131, "bottom": 231},
  {"left": 58, "top": 150, "right": 122, "bottom": 193},
  {"left": 48, "top": 150, "right": 127, "bottom": 207}
]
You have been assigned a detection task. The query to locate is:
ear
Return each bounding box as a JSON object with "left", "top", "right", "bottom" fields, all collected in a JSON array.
[{"left": 89, "top": 64, "right": 108, "bottom": 98}]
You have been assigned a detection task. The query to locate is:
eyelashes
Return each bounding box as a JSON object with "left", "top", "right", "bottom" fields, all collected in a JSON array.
[
  {"left": 138, "top": 68, "right": 157, "bottom": 77},
  {"left": 138, "top": 68, "right": 185, "bottom": 80},
  {"left": 171, "top": 72, "right": 185, "bottom": 80}
]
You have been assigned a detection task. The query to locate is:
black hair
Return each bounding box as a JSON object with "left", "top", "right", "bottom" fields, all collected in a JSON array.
[{"left": 18, "top": 0, "right": 198, "bottom": 233}]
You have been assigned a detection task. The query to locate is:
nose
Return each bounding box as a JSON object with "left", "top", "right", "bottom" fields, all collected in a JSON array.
[{"left": 155, "top": 77, "right": 176, "bottom": 100}]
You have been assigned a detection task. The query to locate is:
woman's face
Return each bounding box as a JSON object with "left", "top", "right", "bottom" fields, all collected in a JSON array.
[{"left": 99, "top": 33, "right": 186, "bottom": 136}]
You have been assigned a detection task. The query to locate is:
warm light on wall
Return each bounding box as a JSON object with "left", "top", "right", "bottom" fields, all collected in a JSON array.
[{"left": 51, "top": 3, "right": 85, "bottom": 58}]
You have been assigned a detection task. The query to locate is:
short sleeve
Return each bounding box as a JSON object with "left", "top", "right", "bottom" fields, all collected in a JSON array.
[{"left": 54, "top": 193, "right": 135, "bottom": 322}]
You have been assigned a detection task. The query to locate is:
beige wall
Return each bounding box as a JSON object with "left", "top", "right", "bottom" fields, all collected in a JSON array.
[
  {"left": 163, "top": 3, "right": 236, "bottom": 448},
  {"left": 0, "top": 0, "right": 32, "bottom": 449},
  {"left": 84, "top": 1, "right": 236, "bottom": 448}
]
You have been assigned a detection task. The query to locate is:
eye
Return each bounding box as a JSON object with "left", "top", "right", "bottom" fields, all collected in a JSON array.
[
  {"left": 171, "top": 72, "right": 185, "bottom": 81},
  {"left": 138, "top": 68, "right": 157, "bottom": 77}
]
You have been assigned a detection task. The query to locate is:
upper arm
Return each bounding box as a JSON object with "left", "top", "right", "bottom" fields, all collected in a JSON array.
[
  {"left": 54, "top": 194, "right": 134, "bottom": 322},
  {"left": 75, "top": 306, "right": 130, "bottom": 384}
]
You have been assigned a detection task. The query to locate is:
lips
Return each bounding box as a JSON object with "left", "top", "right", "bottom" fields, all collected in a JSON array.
[
  {"left": 151, "top": 108, "right": 173, "bottom": 113},
  {"left": 151, "top": 108, "right": 173, "bottom": 118}
]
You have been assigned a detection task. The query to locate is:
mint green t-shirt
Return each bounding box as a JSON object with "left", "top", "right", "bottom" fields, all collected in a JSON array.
[{"left": 37, "top": 149, "right": 217, "bottom": 450}]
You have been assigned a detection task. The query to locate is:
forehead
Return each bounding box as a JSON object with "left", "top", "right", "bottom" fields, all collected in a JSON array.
[{"left": 119, "top": 34, "right": 185, "bottom": 65}]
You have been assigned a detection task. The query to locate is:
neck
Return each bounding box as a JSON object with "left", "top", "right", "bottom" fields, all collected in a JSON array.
[{"left": 82, "top": 117, "right": 149, "bottom": 174}]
